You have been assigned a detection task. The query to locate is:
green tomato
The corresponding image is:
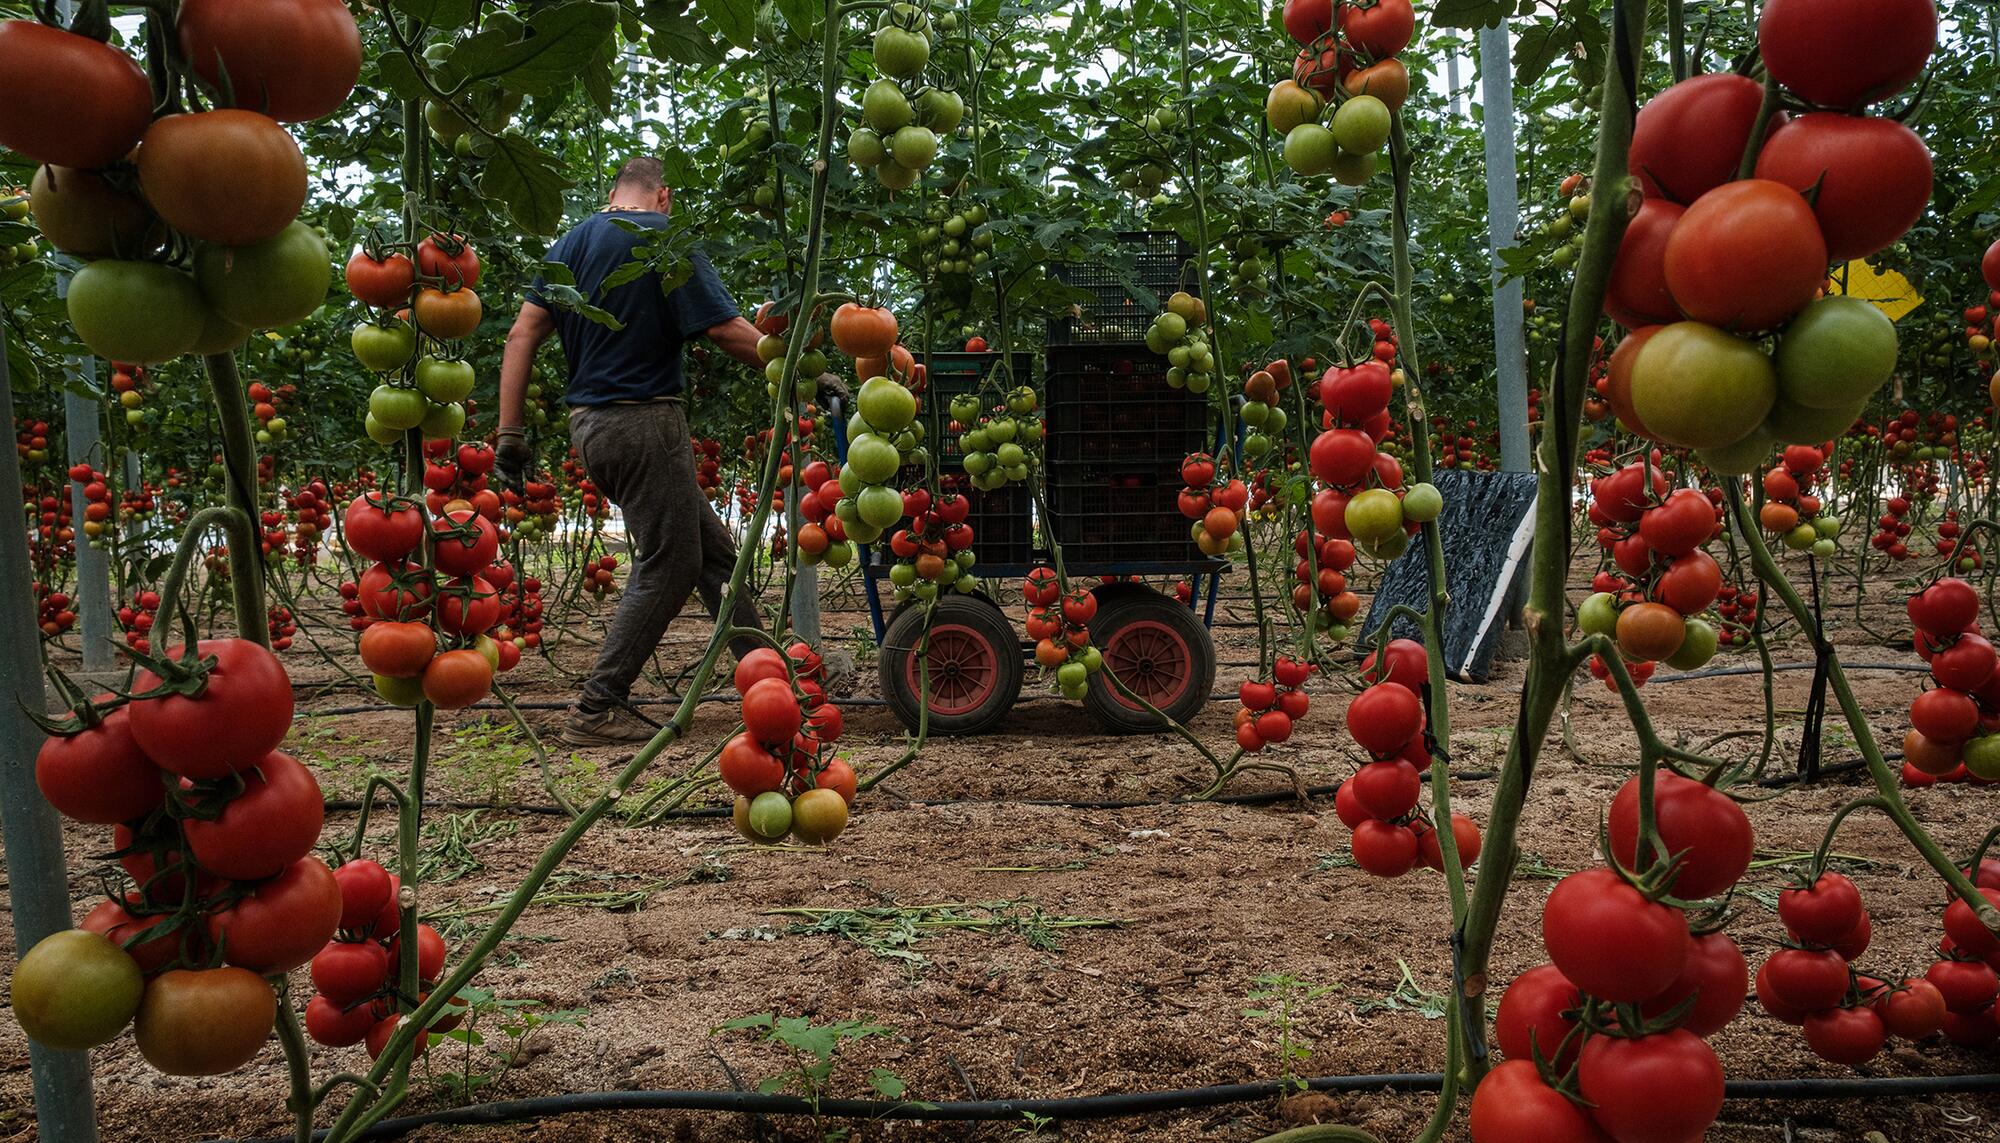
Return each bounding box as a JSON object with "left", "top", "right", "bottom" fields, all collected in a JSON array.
[
  {"left": 67, "top": 260, "right": 205, "bottom": 364},
  {"left": 1763, "top": 392, "right": 1867, "bottom": 446},
  {"left": 352, "top": 321, "right": 417, "bottom": 371},
  {"left": 1402, "top": 482, "right": 1443, "bottom": 523},
  {"left": 1056, "top": 661, "right": 1087, "bottom": 689},
  {"left": 194, "top": 221, "right": 331, "bottom": 330},
  {"left": 986, "top": 417, "right": 1018, "bottom": 444},
  {"left": 1345, "top": 488, "right": 1405, "bottom": 544},
  {"left": 11, "top": 930, "right": 143, "bottom": 1050},
  {"left": 363, "top": 413, "right": 403, "bottom": 446},
  {"left": 1329, "top": 149, "right": 1378, "bottom": 186},
  {"left": 874, "top": 24, "right": 930, "bottom": 78},
  {"left": 421, "top": 400, "right": 465, "bottom": 440},
  {"left": 1630, "top": 321, "right": 1777, "bottom": 451},
  {"left": 1006, "top": 386, "right": 1037, "bottom": 414},
  {"left": 1666, "top": 618, "right": 1719, "bottom": 671},
  {"left": 856, "top": 483, "right": 906, "bottom": 528},
  {"left": 369, "top": 385, "right": 427, "bottom": 430},
  {"left": 1963, "top": 735, "right": 2000, "bottom": 781},
  {"left": 890, "top": 125, "right": 938, "bottom": 170},
  {"left": 1578, "top": 591, "right": 1620, "bottom": 637},
  {"left": 747, "top": 790, "right": 795, "bottom": 839},
  {"left": 1813, "top": 515, "right": 1843, "bottom": 539},
  {"left": 1283, "top": 123, "right": 1338, "bottom": 176},
  {"left": 857, "top": 376, "right": 918, "bottom": 432},
  {"left": 188, "top": 305, "right": 251, "bottom": 355},
  {"left": 1783, "top": 523, "right": 1820, "bottom": 551},
  {"left": 374, "top": 671, "right": 425, "bottom": 706},
  {"left": 415, "top": 354, "right": 475, "bottom": 402},
  {"left": 949, "top": 394, "right": 981, "bottom": 422},
  {"left": 888, "top": 561, "right": 917, "bottom": 588},
  {"left": 822, "top": 541, "right": 854, "bottom": 569},
  {"left": 1774, "top": 296, "right": 1897, "bottom": 410},
  {"left": 863, "top": 79, "right": 913, "bottom": 134},
  {"left": 846, "top": 433, "right": 902, "bottom": 483},
  {"left": 1810, "top": 537, "right": 1837, "bottom": 558},
  {"left": 1331, "top": 95, "right": 1391, "bottom": 154},
  {"left": 847, "top": 127, "right": 887, "bottom": 169},
  {"left": 1240, "top": 400, "right": 1270, "bottom": 427},
  {"left": 962, "top": 450, "right": 994, "bottom": 476},
  {"left": 1697, "top": 426, "right": 1776, "bottom": 476}
]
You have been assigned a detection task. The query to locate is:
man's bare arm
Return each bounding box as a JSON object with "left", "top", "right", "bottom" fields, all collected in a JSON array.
[
  {"left": 705, "top": 316, "right": 766, "bottom": 370},
  {"left": 499, "top": 302, "right": 557, "bottom": 431}
]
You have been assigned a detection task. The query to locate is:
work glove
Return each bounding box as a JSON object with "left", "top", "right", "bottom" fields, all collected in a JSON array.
[{"left": 495, "top": 428, "right": 533, "bottom": 489}]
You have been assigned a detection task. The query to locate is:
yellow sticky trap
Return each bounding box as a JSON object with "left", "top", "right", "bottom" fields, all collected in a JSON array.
[{"left": 1831, "top": 260, "right": 1922, "bottom": 322}]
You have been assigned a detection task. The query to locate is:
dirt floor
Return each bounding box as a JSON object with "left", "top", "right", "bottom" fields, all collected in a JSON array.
[{"left": 4, "top": 549, "right": 2000, "bottom": 1143}]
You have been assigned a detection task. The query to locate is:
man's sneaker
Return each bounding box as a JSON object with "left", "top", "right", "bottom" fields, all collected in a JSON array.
[{"left": 560, "top": 705, "right": 658, "bottom": 747}]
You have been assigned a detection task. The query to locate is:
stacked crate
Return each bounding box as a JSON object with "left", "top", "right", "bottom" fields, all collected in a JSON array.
[{"left": 1043, "top": 233, "right": 1210, "bottom": 566}]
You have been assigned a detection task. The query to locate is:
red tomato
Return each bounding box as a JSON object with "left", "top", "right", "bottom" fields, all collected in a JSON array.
[
  {"left": 1779, "top": 871, "right": 1865, "bottom": 946},
  {"left": 1340, "top": 0, "right": 1414, "bottom": 59},
  {"left": 35, "top": 699, "right": 165, "bottom": 824},
  {"left": 1640, "top": 930, "right": 1747, "bottom": 1037},
  {"left": 82, "top": 896, "right": 186, "bottom": 975},
  {"left": 1542, "top": 867, "right": 1690, "bottom": 1002},
  {"left": 1333, "top": 780, "right": 1369, "bottom": 829},
  {"left": 1653, "top": 551, "right": 1723, "bottom": 617},
  {"left": 129, "top": 639, "right": 293, "bottom": 779},
  {"left": 1280, "top": 0, "right": 1333, "bottom": 45},
  {"left": 1605, "top": 772, "right": 1753, "bottom": 899},
  {"left": 1349, "top": 759, "right": 1420, "bottom": 820},
  {"left": 719, "top": 732, "right": 785, "bottom": 796},
  {"left": 1757, "top": 0, "right": 1934, "bottom": 110},
  {"left": 310, "top": 940, "right": 390, "bottom": 1005},
  {"left": 134, "top": 967, "right": 276, "bottom": 1075},
  {"left": 1628, "top": 73, "right": 1785, "bottom": 205},
  {"left": 416, "top": 234, "right": 481, "bottom": 289},
  {"left": 427, "top": 509, "right": 498, "bottom": 576},
  {"left": 1944, "top": 888, "right": 2000, "bottom": 957},
  {"left": 734, "top": 647, "right": 790, "bottom": 693},
  {"left": 1911, "top": 687, "right": 1980, "bottom": 743},
  {"left": 1927, "top": 958, "right": 2000, "bottom": 1013},
  {"left": 1358, "top": 637, "right": 1427, "bottom": 692},
  {"left": 205, "top": 857, "right": 343, "bottom": 975},
  {"left": 0, "top": 21, "right": 154, "bottom": 169},
  {"left": 435, "top": 575, "right": 501, "bottom": 637},
  {"left": 343, "top": 491, "right": 426, "bottom": 561},
  {"left": 1908, "top": 578, "right": 1980, "bottom": 636},
  {"left": 1576, "top": 1029, "right": 1723, "bottom": 1143},
  {"left": 1930, "top": 634, "right": 1998, "bottom": 692},
  {"left": 365, "top": 1014, "right": 428, "bottom": 1060},
  {"left": 1349, "top": 820, "right": 1417, "bottom": 877},
  {"left": 1753, "top": 113, "right": 1931, "bottom": 261},
  {"left": 1469, "top": 1059, "right": 1610, "bottom": 1143},
  {"left": 1872, "top": 978, "right": 1946, "bottom": 1039},
  {"left": 1635, "top": 490, "right": 1714, "bottom": 557},
  {"left": 742, "top": 677, "right": 802, "bottom": 745},
  {"left": 358, "top": 620, "right": 437, "bottom": 678},
  {"left": 1495, "top": 963, "right": 1583, "bottom": 1068},
  {"left": 1804, "top": 1004, "right": 1886, "bottom": 1065},
  {"left": 332, "top": 859, "right": 394, "bottom": 932},
  {"left": 182, "top": 751, "right": 323, "bottom": 880},
  {"left": 1345, "top": 683, "right": 1423, "bottom": 756},
  {"left": 304, "top": 994, "right": 378, "bottom": 1047},
  {"left": 387, "top": 923, "right": 447, "bottom": 982},
  {"left": 1662, "top": 179, "right": 1828, "bottom": 331},
  {"left": 421, "top": 649, "right": 493, "bottom": 710},
  {"left": 359, "top": 560, "right": 434, "bottom": 621},
  {"left": 1416, "top": 813, "right": 1480, "bottom": 870},
  {"left": 1761, "top": 947, "right": 1850, "bottom": 1011},
  {"left": 345, "top": 251, "right": 417, "bottom": 309},
  {"left": 1756, "top": 956, "right": 1811, "bottom": 1025},
  {"left": 178, "top": 0, "right": 360, "bottom": 123},
  {"left": 1605, "top": 198, "right": 1684, "bottom": 329}
]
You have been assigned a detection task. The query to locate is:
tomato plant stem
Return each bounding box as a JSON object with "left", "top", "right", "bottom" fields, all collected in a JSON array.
[{"left": 201, "top": 353, "right": 271, "bottom": 645}]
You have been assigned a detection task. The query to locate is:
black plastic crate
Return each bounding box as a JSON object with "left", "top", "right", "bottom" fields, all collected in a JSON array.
[
  {"left": 1047, "top": 232, "right": 1199, "bottom": 345},
  {"left": 1045, "top": 461, "right": 1200, "bottom": 564},
  {"left": 1044, "top": 344, "right": 1211, "bottom": 467}
]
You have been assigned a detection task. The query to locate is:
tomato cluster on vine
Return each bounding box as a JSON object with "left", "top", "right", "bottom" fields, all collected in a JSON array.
[
  {"left": 724, "top": 644, "right": 854, "bottom": 845},
  {"left": 1272, "top": 0, "right": 1411, "bottom": 184},
  {"left": 1336, "top": 644, "right": 1480, "bottom": 878},
  {"left": 1177, "top": 452, "right": 1251, "bottom": 558},
  {"left": 19, "top": 638, "right": 325, "bottom": 1076},
  {"left": 303, "top": 859, "right": 460, "bottom": 1059},
  {"left": 1309, "top": 357, "right": 1440, "bottom": 562},
  {"left": 1024, "top": 567, "right": 1103, "bottom": 699},
  {"left": 1755, "top": 445, "right": 1842, "bottom": 557},
  {"left": 1577, "top": 456, "right": 1724, "bottom": 677},
  {"left": 1900, "top": 577, "right": 2000, "bottom": 783},
  {"left": 885, "top": 485, "right": 978, "bottom": 596},
  {"left": 1232, "top": 655, "right": 1311, "bottom": 753}
]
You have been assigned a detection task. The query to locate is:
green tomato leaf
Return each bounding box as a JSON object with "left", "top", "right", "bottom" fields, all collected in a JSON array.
[
  {"left": 480, "top": 135, "right": 573, "bottom": 236},
  {"left": 450, "top": 1, "right": 620, "bottom": 96},
  {"left": 388, "top": 0, "right": 479, "bottom": 29},
  {"left": 695, "top": 0, "right": 755, "bottom": 49},
  {"left": 371, "top": 50, "right": 429, "bottom": 101},
  {"left": 1430, "top": 0, "right": 1512, "bottom": 29},
  {"left": 868, "top": 1068, "right": 907, "bottom": 1099},
  {"left": 641, "top": 2, "right": 726, "bottom": 66}
]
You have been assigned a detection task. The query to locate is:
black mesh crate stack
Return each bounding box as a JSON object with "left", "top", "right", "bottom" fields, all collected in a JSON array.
[
  {"left": 893, "top": 351, "right": 1038, "bottom": 568},
  {"left": 1046, "top": 231, "right": 1198, "bottom": 345},
  {"left": 1042, "top": 345, "right": 1209, "bottom": 565}
]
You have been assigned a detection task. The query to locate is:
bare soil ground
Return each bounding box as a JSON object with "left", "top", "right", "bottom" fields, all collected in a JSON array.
[{"left": 3, "top": 554, "right": 1998, "bottom": 1143}]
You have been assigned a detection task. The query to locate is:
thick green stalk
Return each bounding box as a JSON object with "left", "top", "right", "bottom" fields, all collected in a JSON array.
[
  {"left": 1456, "top": 0, "right": 1651, "bottom": 1075},
  {"left": 200, "top": 353, "right": 270, "bottom": 644}
]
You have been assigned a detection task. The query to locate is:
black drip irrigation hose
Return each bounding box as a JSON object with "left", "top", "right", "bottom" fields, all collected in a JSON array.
[{"left": 212, "top": 1069, "right": 2000, "bottom": 1143}]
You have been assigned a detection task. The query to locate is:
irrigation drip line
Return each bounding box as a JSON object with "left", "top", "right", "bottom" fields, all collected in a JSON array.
[{"left": 211, "top": 1069, "right": 2000, "bottom": 1143}]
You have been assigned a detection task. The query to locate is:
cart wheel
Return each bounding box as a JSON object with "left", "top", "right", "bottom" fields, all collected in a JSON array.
[
  {"left": 879, "top": 595, "right": 1025, "bottom": 736},
  {"left": 1083, "top": 590, "right": 1215, "bottom": 733}
]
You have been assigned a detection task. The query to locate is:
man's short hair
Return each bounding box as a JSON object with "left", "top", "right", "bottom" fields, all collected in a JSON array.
[{"left": 612, "top": 157, "right": 665, "bottom": 192}]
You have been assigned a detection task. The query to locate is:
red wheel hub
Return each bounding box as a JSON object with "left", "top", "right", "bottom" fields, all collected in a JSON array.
[
  {"left": 903, "top": 622, "right": 999, "bottom": 716},
  {"left": 1103, "top": 619, "right": 1193, "bottom": 710}
]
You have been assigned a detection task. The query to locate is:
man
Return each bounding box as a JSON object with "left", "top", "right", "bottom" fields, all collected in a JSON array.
[{"left": 497, "top": 156, "right": 790, "bottom": 747}]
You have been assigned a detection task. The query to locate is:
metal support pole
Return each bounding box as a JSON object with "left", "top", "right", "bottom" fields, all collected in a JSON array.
[
  {"left": 1478, "top": 22, "right": 1530, "bottom": 474},
  {"left": 55, "top": 271, "right": 113, "bottom": 669},
  {"left": 1446, "top": 30, "right": 1464, "bottom": 119},
  {"left": 0, "top": 326, "right": 101, "bottom": 1143}
]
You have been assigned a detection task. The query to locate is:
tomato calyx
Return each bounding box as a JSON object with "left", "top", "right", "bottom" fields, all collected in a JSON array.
[
  {"left": 25, "top": 662, "right": 124, "bottom": 736},
  {"left": 120, "top": 643, "right": 222, "bottom": 702},
  {"left": 1594, "top": 811, "right": 1692, "bottom": 904}
]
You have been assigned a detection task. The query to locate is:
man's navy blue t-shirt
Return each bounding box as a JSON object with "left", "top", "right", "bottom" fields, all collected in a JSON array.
[{"left": 525, "top": 211, "right": 738, "bottom": 407}]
